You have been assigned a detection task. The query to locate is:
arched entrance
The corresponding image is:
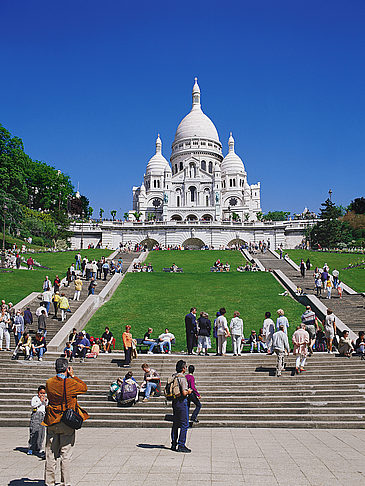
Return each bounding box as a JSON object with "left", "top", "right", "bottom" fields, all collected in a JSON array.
[
  {"left": 139, "top": 238, "right": 160, "bottom": 250},
  {"left": 171, "top": 214, "right": 182, "bottom": 221},
  {"left": 186, "top": 214, "right": 198, "bottom": 221},
  {"left": 182, "top": 238, "right": 205, "bottom": 249},
  {"left": 202, "top": 214, "right": 213, "bottom": 221},
  {"left": 228, "top": 238, "right": 246, "bottom": 248}
]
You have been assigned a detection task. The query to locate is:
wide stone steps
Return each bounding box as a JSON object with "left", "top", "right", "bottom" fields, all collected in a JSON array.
[{"left": 0, "top": 352, "right": 364, "bottom": 428}]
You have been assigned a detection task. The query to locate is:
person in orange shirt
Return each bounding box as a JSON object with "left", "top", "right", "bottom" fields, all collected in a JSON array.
[
  {"left": 43, "top": 357, "right": 89, "bottom": 486},
  {"left": 122, "top": 325, "right": 132, "bottom": 368}
]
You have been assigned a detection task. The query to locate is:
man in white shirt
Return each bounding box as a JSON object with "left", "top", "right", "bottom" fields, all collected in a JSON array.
[
  {"left": 263, "top": 311, "right": 275, "bottom": 354},
  {"left": 42, "top": 290, "right": 53, "bottom": 314},
  {"left": 158, "top": 328, "right": 175, "bottom": 353},
  {"left": 215, "top": 308, "right": 229, "bottom": 356},
  {"left": 272, "top": 324, "right": 290, "bottom": 377},
  {"left": 35, "top": 304, "right": 48, "bottom": 318}
]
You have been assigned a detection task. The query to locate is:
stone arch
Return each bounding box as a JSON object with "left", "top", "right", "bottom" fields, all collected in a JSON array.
[
  {"left": 186, "top": 214, "right": 198, "bottom": 221},
  {"left": 182, "top": 237, "right": 205, "bottom": 249},
  {"left": 202, "top": 214, "right": 213, "bottom": 221},
  {"left": 171, "top": 214, "right": 183, "bottom": 221},
  {"left": 228, "top": 238, "right": 247, "bottom": 247},
  {"left": 139, "top": 238, "right": 160, "bottom": 250}
]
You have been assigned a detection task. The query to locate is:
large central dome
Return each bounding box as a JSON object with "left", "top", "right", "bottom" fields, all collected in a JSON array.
[{"left": 173, "top": 78, "right": 220, "bottom": 143}]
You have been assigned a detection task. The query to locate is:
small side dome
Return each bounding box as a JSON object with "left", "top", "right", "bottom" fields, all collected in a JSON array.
[
  {"left": 146, "top": 134, "right": 170, "bottom": 174},
  {"left": 221, "top": 132, "right": 245, "bottom": 174}
]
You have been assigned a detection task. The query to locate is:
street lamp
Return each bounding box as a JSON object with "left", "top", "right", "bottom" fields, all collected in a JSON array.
[
  {"left": 1, "top": 204, "right": 8, "bottom": 268},
  {"left": 80, "top": 209, "right": 84, "bottom": 250},
  {"left": 328, "top": 189, "right": 332, "bottom": 201}
]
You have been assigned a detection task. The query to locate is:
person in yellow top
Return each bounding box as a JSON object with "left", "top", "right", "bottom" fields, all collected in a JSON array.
[
  {"left": 122, "top": 325, "right": 132, "bottom": 368},
  {"left": 59, "top": 293, "right": 70, "bottom": 322},
  {"left": 73, "top": 277, "right": 83, "bottom": 301},
  {"left": 326, "top": 278, "right": 333, "bottom": 299},
  {"left": 52, "top": 291, "right": 61, "bottom": 319},
  {"left": 12, "top": 331, "right": 32, "bottom": 360}
]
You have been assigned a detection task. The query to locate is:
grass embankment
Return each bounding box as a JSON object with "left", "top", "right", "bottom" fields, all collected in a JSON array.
[
  {"left": 0, "top": 249, "right": 112, "bottom": 304},
  {"left": 86, "top": 250, "right": 304, "bottom": 351},
  {"left": 0, "top": 232, "right": 44, "bottom": 251},
  {"left": 283, "top": 250, "right": 365, "bottom": 293}
]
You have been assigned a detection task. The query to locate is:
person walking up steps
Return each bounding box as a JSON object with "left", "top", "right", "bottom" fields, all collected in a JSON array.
[
  {"left": 272, "top": 324, "right": 290, "bottom": 377},
  {"left": 186, "top": 365, "right": 201, "bottom": 424},
  {"left": 292, "top": 324, "right": 310, "bottom": 374}
]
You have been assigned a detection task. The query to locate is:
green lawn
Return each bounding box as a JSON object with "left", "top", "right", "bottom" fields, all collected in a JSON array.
[
  {"left": 283, "top": 249, "right": 365, "bottom": 293},
  {"left": 86, "top": 250, "right": 304, "bottom": 351},
  {"left": 0, "top": 232, "right": 45, "bottom": 251},
  {"left": 0, "top": 249, "right": 112, "bottom": 304}
]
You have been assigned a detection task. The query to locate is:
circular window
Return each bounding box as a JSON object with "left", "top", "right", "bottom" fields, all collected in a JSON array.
[
  {"left": 229, "top": 197, "right": 238, "bottom": 206},
  {"left": 152, "top": 199, "right": 161, "bottom": 208}
]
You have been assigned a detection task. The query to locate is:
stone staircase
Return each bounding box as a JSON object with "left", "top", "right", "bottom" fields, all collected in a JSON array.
[
  {"left": 0, "top": 352, "right": 365, "bottom": 428},
  {"left": 254, "top": 251, "right": 365, "bottom": 335},
  {"left": 10, "top": 251, "right": 139, "bottom": 347}
]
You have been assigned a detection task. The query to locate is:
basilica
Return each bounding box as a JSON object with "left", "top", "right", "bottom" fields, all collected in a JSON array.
[{"left": 131, "top": 78, "right": 261, "bottom": 223}]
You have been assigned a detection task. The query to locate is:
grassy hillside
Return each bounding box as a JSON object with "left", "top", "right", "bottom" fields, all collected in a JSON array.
[
  {"left": 86, "top": 250, "right": 304, "bottom": 351},
  {"left": 284, "top": 250, "right": 365, "bottom": 292},
  {"left": 0, "top": 249, "right": 112, "bottom": 304}
]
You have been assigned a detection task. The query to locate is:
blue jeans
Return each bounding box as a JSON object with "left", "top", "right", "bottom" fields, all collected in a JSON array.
[
  {"left": 145, "top": 381, "right": 157, "bottom": 399},
  {"left": 14, "top": 331, "right": 22, "bottom": 346},
  {"left": 159, "top": 340, "right": 171, "bottom": 352},
  {"left": 143, "top": 341, "right": 157, "bottom": 353},
  {"left": 44, "top": 302, "right": 50, "bottom": 313},
  {"left": 171, "top": 398, "right": 189, "bottom": 447},
  {"left": 31, "top": 347, "right": 45, "bottom": 358},
  {"left": 38, "top": 329, "right": 47, "bottom": 337}
]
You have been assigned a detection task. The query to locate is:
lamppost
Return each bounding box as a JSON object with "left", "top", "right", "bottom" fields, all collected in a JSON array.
[
  {"left": 228, "top": 205, "right": 231, "bottom": 222},
  {"left": 80, "top": 209, "right": 84, "bottom": 250},
  {"left": 329, "top": 189, "right": 332, "bottom": 201},
  {"left": 1, "top": 204, "right": 8, "bottom": 268}
]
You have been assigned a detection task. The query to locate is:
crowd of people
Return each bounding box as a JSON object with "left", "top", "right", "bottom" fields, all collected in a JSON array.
[{"left": 132, "top": 261, "right": 153, "bottom": 272}]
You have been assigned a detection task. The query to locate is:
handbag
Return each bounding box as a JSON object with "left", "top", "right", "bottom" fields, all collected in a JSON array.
[{"left": 61, "top": 378, "right": 83, "bottom": 430}]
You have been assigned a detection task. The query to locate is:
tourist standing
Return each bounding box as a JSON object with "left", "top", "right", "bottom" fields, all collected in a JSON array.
[
  {"left": 272, "top": 324, "right": 290, "bottom": 377},
  {"left": 59, "top": 293, "right": 70, "bottom": 322},
  {"left": 185, "top": 307, "right": 197, "bottom": 355},
  {"left": 42, "top": 289, "right": 53, "bottom": 314},
  {"left": 0, "top": 306, "right": 11, "bottom": 351},
  {"left": 301, "top": 306, "right": 318, "bottom": 354},
  {"left": 300, "top": 259, "right": 305, "bottom": 278},
  {"left": 276, "top": 309, "right": 289, "bottom": 334},
  {"left": 13, "top": 310, "right": 24, "bottom": 346},
  {"left": 88, "top": 277, "right": 97, "bottom": 296},
  {"left": 263, "top": 311, "right": 275, "bottom": 354},
  {"left": 27, "top": 385, "right": 48, "bottom": 456},
  {"left": 73, "top": 276, "right": 83, "bottom": 301},
  {"left": 44, "top": 358, "right": 89, "bottom": 486},
  {"left": 197, "top": 311, "right": 211, "bottom": 356},
  {"left": 122, "top": 325, "right": 132, "bottom": 367},
  {"left": 24, "top": 307, "right": 33, "bottom": 329},
  {"left": 102, "top": 261, "right": 109, "bottom": 280},
  {"left": 171, "top": 360, "right": 192, "bottom": 453},
  {"left": 52, "top": 292, "right": 60, "bottom": 319},
  {"left": 326, "top": 278, "right": 333, "bottom": 299},
  {"left": 215, "top": 308, "right": 229, "bottom": 356},
  {"left": 37, "top": 310, "right": 47, "bottom": 337},
  {"left": 292, "top": 324, "right": 310, "bottom": 374},
  {"left": 323, "top": 309, "right": 336, "bottom": 354},
  {"left": 230, "top": 311, "right": 244, "bottom": 356},
  {"left": 53, "top": 275, "right": 61, "bottom": 293},
  {"left": 186, "top": 365, "right": 201, "bottom": 424}
]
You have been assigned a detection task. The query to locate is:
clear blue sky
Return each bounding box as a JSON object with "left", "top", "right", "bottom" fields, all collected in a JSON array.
[{"left": 1, "top": 0, "right": 364, "bottom": 217}]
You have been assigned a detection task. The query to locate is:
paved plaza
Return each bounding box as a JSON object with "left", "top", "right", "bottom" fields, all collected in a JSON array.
[{"left": 2, "top": 427, "right": 365, "bottom": 485}]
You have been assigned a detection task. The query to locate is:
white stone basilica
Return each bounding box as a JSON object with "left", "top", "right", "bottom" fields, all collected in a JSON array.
[{"left": 132, "top": 78, "right": 261, "bottom": 223}]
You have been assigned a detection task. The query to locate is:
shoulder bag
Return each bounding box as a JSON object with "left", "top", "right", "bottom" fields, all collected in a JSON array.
[{"left": 61, "top": 378, "right": 83, "bottom": 430}]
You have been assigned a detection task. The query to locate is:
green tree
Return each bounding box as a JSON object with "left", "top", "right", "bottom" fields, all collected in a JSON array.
[
  {"left": 133, "top": 211, "right": 142, "bottom": 222},
  {"left": 310, "top": 198, "right": 351, "bottom": 249},
  {"left": 111, "top": 210, "right": 117, "bottom": 221},
  {"left": 99, "top": 208, "right": 104, "bottom": 220},
  {"left": 349, "top": 197, "right": 365, "bottom": 214},
  {"left": 262, "top": 211, "right": 290, "bottom": 221},
  {"left": 123, "top": 212, "right": 129, "bottom": 221},
  {"left": 256, "top": 211, "right": 263, "bottom": 221},
  {"left": 87, "top": 207, "right": 93, "bottom": 218}
]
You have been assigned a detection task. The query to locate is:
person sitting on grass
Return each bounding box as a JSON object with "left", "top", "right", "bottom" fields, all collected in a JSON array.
[
  {"left": 141, "top": 363, "right": 160, "bottom": 402},
  {"left": 158, "top": 328, "right": 175, "bottom": 354},
  {"left": 338, "top": 330, "right": 354, "bottom": 358},
  {"left": 170, "top": 263, "right": 178, "bottom": 272}
]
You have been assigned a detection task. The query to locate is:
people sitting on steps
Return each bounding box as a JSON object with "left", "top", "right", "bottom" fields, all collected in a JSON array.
[
  {"left": 158, "top": 328, "right": 175, "bottom": 354},
  {"left": 141, "top": 363, "right": 161, "bottom": 402}
]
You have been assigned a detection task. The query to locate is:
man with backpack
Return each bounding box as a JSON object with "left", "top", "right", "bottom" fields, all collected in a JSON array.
[{"left": 166, "top": 360, "right": 193, "bottom": 453}]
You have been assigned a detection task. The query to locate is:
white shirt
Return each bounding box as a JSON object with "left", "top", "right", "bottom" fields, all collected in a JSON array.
[
  {"left": 216, "top": 315, "right": 228, "bottom": 336},
  {"left": 36, "top": 306, "right": 48, "bottom": 317},
  {"left": 42, "top": 290, "right": 53, "bottom": 303},
  {"left": 31, "top": 395, "right": 48, "bottom": 414},
  {"left": 263, "top": 318, "right": 275, "bottom": 338},
  {"left": 276, "top": 316, "right": 289, "bottom": 333},
  {"left": 230, "top": 317, "right": 243, "bottom": 336},
  {"left": 159, "top": 332, "right": 175, "bottom": 341}
]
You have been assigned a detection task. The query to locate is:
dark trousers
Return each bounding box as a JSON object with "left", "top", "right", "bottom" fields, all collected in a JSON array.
[
  {"left": 188, "top": 393, "right": 201, "bottom": 422},
  {"left": 124, "top": 346, "right": 131, "bottom": 365},
  {"left": 53, "top": 302, "right": 58, "bottom": 317},
  {"left": 96, "top": 269, "right": 102, "bottom": 279},
  {"left": 103, "top": 269, "right": 108, "bottom": 280},
  {"left": 186, "top": 331, "right": 194, "bottom": 354},
  {"left": 73, "top": 347, "right": 87, "bottom": 359},
  {"left": 171, "top": 398, "right": 189, "bottom": 447}
]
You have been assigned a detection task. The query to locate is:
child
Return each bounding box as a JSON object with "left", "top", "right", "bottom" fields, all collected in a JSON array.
[
  {"left": 186, "top": 365, "right": 201, "bottom": 424},
  {"left": 63, "top": 341, "right": 73, "bottom": 359},
  {"left": 337, "top": 281, "right": 343, "bottom": 299},
  {"left": 248, "top": 330, "right": 258, "bottom": 353},
  {"left": 28, "top": 385, "right": 48, "bottom": 455}
]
